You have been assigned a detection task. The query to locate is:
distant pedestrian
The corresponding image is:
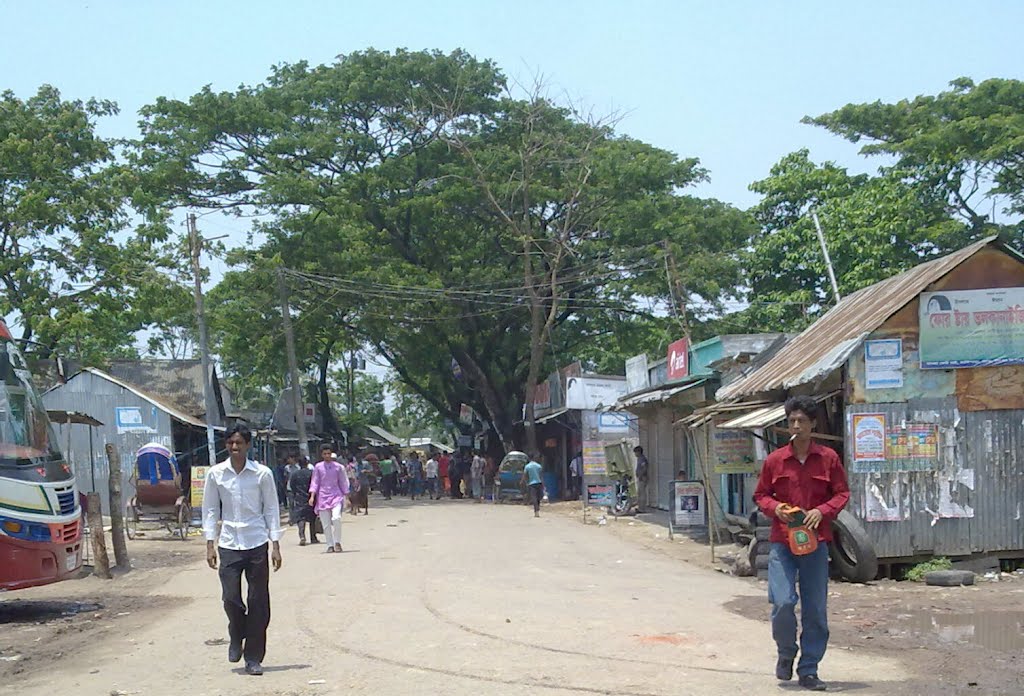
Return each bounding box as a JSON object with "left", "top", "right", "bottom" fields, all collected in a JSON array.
[
  {"left": 754, "top": 395, "right": 850, "bottom": 691},
  {"left": 406, "top": 451, "right": 424, "bottom": 500},
  {"left": 569, "top": 452, "right": 582, "bottom": 500},
  {"left": 288, "top": 457, "right": 318, "bottom": 546},
  {"left": 470, "top": 452, "right": 484, "bottom": 501},
  {"left": 438, "top": 452, "right": 450, "bottom": 495},
  {"left": 309, "top": 444, "right": 349, "bottom": 553},
  {"left": 522, "top": 453, "right": 544, "bottom": 518},
  {"left": 202, "top": 424, "right": 282, "bottom": 676},
  {"left": 379, "top": 453, "right": 396, "bottom": 499},
  {"left": 483, "top": 454, "right": 497, "bottom": 503},
  {"left": 633, "top": 446, "right": 649, "bottom": 512},
  {"left": 425, "top": 454, "right": 440, "bottom": 499}
]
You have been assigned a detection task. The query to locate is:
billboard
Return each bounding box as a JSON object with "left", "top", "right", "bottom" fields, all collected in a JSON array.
[
  {"left": 566, "top": 377, "right": 628, "bottom": 410},
  {"left": 666, "top": 338, "right": 689, "bottom": 382},
  {"left": 625, "top": 354, "right": 650, "bottom": 394},
  {"left": 919, "top": 288, "right": 1024, "bottom": 368}
]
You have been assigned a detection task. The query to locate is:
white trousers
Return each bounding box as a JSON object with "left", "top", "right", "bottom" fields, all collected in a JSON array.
[{"left": 319, "top": 504, "right": 343, "bottom": 547}]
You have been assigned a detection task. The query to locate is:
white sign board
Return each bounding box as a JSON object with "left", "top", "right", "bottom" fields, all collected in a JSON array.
[
  {"left": 566, "top": 377, "right": 628, "bottom": 410},
  {"left": 625, "top": 354, "right": 649, "bottom": 394},
  {"left": 864, "top": 339, "right": 903, "bottom": 390},
  {"left": 597, "top": 412, "right": 631, "bottom": 434},
  {"left": 671, "top": 480, "right": 706, "bottom": 527}
]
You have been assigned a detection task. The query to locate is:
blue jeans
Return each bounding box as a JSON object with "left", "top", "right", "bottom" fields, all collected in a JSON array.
[{"left": 768, "top": 542, "right": 830, "bottom": 677}]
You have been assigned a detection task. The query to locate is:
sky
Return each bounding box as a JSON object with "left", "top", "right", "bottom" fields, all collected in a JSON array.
[{"left": 3, "top": 1, "right": 1023, "bottom": 386}]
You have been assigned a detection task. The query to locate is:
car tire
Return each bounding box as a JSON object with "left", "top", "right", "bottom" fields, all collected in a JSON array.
[
  {"left": 829, "top": 510, "right": 878, "bottom": 583},
  {"left": 749, "top": 540, "right": 771, "bottom": 566},
  {"left": 755, "top": 526, "right": 771, "bottom": 542},
  {"left": 756, "top": 568, "right": 770, "bottom": 581},
  {"left": 754, "top": 554, "right": 770, "bottom": 570},
  {"left": 924, "top": 570, "right": 975, "bottom": 587}
]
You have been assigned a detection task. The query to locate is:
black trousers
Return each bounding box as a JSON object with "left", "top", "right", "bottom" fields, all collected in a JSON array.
[
  {"left": 219, "top": 543, "right": 271, "bottom": 663},
  {"left": 529, "top": 483, "right": 543, "bottom": 513}
]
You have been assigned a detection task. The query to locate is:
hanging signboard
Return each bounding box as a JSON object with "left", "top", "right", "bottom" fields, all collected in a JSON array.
[
  {"left": 864, "top": 339, "right": 904, "bottom": 390},
  {"left": 566, "top": 377, "right": 627, "bottom": 410},
  {"left": 919, "top": 288, "right": 1024, "bottom": 368},
  {"left": 852, "top": 413, "right": 887, "bottom": 462},
  {"left": 666, "top": 338, "right": 689, "bottom": 382},
  {"left": 671, "top": 480, "right": 705, "bottom": 527},
  {"left": 625, "top": 354, "right": 650, "bottom": 394},
  {"left": 713, "top": 426, "right": 756, "bottom": 474}
]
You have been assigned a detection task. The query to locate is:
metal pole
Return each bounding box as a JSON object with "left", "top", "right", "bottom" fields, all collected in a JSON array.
[
  {"left": 277, "top": 268, "right": 310, "bottom": 459},
  {"left": 811, "top": 211, "right": 841, "bottom": 302},
  {"left": 189, "top": 214, "right": 220, "bottom": 469}
]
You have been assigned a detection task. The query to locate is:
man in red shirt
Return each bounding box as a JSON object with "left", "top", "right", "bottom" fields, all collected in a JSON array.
[
  {"left": 754, "top": 395, "right": 850, "bottom": 692},
  {"left": 438, "top": 453, "right": 450, "bottom": 495}
]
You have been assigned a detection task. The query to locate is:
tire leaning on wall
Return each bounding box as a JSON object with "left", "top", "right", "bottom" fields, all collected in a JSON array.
[{"left": 829, "top": 509, "right": 878, "bottom": 583}]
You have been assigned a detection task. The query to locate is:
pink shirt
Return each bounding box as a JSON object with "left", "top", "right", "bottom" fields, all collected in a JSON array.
[{"left": 309, "top": 459, "right": 350, "bottom": 513}]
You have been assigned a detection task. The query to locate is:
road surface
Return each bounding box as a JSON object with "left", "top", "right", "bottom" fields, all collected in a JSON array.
[{"left": 4, "top": 498, "right": 908, "bottom": 695}]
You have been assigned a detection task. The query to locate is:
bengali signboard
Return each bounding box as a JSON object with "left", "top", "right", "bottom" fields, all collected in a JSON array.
[
  {"left": 920, "top": 288, "right": 1024, "bottom": 368},
  {"left": 625, "top": 354, "right": 650, "bottom": 394},
  {"left": 586, "top": 483, "right": 615, "bottom": 507},
  {"left": 713, "top": 426, "right": 757, "bottom": 474},
  {"left": 852, "top": 413, "right": 887, "bottom": 463},
  {"left": 864, "top": 339, "right": 904, "bottom": 390},
  {"left": 566, "top": 377, "right": 627, "bottom": 410},
  {"left": 671, "top": 480, "right": 706, "bottom": 527},
  {"left": 582, "top": 440, "right": 607, "bottom": 476}
]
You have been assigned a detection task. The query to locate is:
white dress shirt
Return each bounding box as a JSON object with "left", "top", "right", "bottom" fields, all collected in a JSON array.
[{"left": 203, "top": 459, "right": 283, "bottom": 550}]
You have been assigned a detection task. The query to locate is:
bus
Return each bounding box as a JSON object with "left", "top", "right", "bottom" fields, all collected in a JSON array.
[{"left": 0, "top": 319, "right": 83, "bottom": 590}]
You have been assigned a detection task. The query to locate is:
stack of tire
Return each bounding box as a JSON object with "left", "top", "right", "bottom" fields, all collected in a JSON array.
[
  {"left": 750, "top": 512, "right": 772, "bottom": 581},
  {"left": 750, "top": 509, "right": 879, "bottom": 584}
]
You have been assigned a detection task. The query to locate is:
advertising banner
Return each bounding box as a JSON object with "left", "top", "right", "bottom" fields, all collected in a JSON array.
[
  {"left": 671, "top": 480, "right": 705, "bottom": 527},
  {"left": 864, "top": 339, "right": 903, "bottom": 390},
  {"left": 919, "top": 288, "right": 1024, "bottom": 368},
  {"left": 666, "top": 338, "right": 689, "bottom": 382},
  {"left": 582, "top": 439, "right": 607, "bottom": 476},
  {"left": 566, "top": 377, "right": 627, "bottom": 410}
]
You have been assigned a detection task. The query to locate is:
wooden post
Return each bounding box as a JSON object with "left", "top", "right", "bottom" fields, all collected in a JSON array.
[
  {"left": 86, "top": 493, "right": 111, "bottom": 579},
  {"left": 105, "top": 443, "right": 130, "bottom": 568}
]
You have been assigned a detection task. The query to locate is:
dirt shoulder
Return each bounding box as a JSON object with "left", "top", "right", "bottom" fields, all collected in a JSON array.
[
  {"left": 546, "top": 500, "right": 1024, "bottom": 695},
  {"left": 0, "top": 536, "right": 199, "bottom": 685}
]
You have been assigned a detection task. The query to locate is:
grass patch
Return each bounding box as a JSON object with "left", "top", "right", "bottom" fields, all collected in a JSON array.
[{"left": 905, "top": 557, "right": 952, "bottom": 582}]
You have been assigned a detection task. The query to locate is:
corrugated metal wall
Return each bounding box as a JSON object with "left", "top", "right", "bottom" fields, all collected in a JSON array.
[
  {"left": 44, "top": 372, "right": 174, "bottom": 515},
  {"left": 847, "top": 398, "right": 1024, "bottom": 559}
]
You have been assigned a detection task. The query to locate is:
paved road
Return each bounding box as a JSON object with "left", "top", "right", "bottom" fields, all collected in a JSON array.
[{"left": 9, "top": 499, "right": 907, "bottom": 695}]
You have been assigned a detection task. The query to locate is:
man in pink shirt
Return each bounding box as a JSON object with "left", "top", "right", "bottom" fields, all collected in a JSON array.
[{"left": 308, "top": 443, "right": 349, "bottom": 553}]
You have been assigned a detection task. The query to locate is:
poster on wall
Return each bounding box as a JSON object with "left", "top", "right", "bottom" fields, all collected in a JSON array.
[
  {"left": 864, "top": 339, "right": 904, "bottom": 390},
  {"left": 582, "top": 440, "right": 607, "bottom": 476},
  {"left": 919, "top": 287, "right": 1024, "bottom": 368},
  {"left": 864, "top": 478, "right": 905, "bottom": 522},
  {"left": 671, "top": 480, "right": 705, "bottom": 527},
  {"left": 852, "top": 413, "right": 887, "bottom": 462},
  {"left": 887, "top": 424, "right": 939, "bottom": 460},
  {"left": 713, "top": 426, "right": 756, "bottom": 474},
  {"left": 190, "top": 466, "right": 209, "bottom": 509}
]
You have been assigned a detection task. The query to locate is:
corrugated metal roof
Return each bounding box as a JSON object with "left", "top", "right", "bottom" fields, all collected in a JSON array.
[
  {"left": 718, "top": 404, "right": 786, "bottom": 430},
  {"left": 718, "top": 236, "right": 1007, "bottom": 401},
  {"left": 78, "top": 367, "right": 212, "bottom": 429},
  {"left": 366, "top": 424, "right": 404, "bottom": 446},
  {"left": 617, "top": 378, "right": 708, "bottom": 410},
  {"left": 106, "top": 360, "right": 210, "bottom": 417}
]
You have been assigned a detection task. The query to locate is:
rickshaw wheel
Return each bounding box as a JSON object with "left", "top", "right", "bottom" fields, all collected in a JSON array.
[
  {"left": 177, "top": 502, "right": 191, "bottom": 540},
  {"left": 125, "top": 501, "right": 138, "bottom": 540}
]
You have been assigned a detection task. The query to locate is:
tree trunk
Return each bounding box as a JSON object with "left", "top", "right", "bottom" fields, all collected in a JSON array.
[
  {"left": 317, "top": 340, "right": 339, "bottom": 435},
  {"left": 86, "top": 493, "right": 111, "bottom": 580},
  {"left": 105, "top": 444, "right": 130, "bottom": 569}
]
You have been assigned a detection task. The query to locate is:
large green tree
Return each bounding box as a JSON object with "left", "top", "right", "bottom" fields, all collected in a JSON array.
[
  {"left": 136, "top": 49, "right": 750, "bottom": 450},
  {"left": 1, "top": 86, "right": 174, "bottom": 365}
]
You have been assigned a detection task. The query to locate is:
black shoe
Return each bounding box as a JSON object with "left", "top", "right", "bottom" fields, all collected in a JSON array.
[
  {"left": 228, "top": 642, "right": 243, "bottom": 663},
  {"left": 775, "top": 656, "right": 794, "bottom": 681},
  {"left": 799, "top": 674, "right": 827, "bottom": 691},
  {"left": 245, "top": 660, "right": 264, "bottom": 676},
  {"left": 310, "top": 537, "right": 320, "bottom": 544}
]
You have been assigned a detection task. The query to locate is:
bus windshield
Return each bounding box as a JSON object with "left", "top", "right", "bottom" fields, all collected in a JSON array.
[{"left": 0, "top": 336, "right": 64, "bottom": 472}]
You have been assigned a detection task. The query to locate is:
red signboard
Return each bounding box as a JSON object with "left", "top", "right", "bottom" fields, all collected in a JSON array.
[
  {"left": 0, "top": 320, "right": 10, "bottom": 340},
  {"left": 667, "top": 338, "right": 689, "bottom": 381}
]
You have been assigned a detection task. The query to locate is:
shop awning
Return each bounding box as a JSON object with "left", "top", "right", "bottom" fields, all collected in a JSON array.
[
  {"left": 47, "top": 410, "right": 104, "bottom": 427},
  {"left": 718, "top": 404, "right": 786, "bottom": 430},
  {"left": 535, "top": 407, "right": 570, "bottom": 424},
  {"left": 617, "top": 378, "right": 708, "bottom": 410}
]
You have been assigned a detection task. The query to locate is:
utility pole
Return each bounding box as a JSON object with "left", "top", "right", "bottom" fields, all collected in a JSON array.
[
  {"left": 277, "top": 268, "right": 309, "bottom": 459},
  {"left": 811, "top": 211, "right": 842, "bottom": 303},
  {"left": 347, "top": 350, "right": 355, "bottom": 419},
  {"left": 188, "top": 214, "right": 221, "bottom": 469}
]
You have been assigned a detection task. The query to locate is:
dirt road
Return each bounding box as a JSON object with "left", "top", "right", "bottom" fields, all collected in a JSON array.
[{"left": 3, "top": 498, "right": 915, "bottom": 695}]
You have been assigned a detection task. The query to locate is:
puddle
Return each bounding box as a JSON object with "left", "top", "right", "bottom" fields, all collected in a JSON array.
[{"left": 898, "top": 611, "right": 1024, "bottom": 653}]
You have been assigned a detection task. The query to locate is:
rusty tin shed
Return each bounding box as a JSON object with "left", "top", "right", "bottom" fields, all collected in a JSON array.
[{"left": 718, "top": 236, "right": 1024, "bottom": 561}]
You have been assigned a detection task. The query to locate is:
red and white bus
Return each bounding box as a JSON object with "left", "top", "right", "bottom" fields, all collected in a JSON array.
[{"left": 0, "top": 319, "right": 83, "bottom": 590}]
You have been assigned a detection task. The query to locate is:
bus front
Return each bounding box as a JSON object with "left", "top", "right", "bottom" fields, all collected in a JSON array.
[{"left": 0, "top": 321, "right": 83, "bottom": 591}]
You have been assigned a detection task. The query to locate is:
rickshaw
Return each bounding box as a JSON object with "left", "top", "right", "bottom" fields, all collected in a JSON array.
[
  {"left": 496, "top": 451, "right": 529, "bottom": 502},
  {"left": 125, "top": 442, "right": 191, "bottom": 540}
]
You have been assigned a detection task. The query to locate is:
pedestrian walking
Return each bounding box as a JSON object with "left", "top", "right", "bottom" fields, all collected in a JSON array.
[
  {"left": 309, "top": 444, "right": 349, "bottom": 553},
  {"left": 406, "top": 451, "right": 424, "bottom": 500},
  {"left": 202, "top": 424, "right": 282, "bottom": 676},
  {"left": 425, "top": 453, "right": 440, "bottom": 499},
  {"left": 379, "top": 453, "right": 396, "bottom": 499},
  {"left": 522, "top": 453, "right": 544, "bottom": 518},
  {"left": 438, "top": 452, "right": 450, "bottom": 496},
  {"left": 483, "top": 454, "right": 497, "bottom": 503},
  {"left": 449, "top": 452, "right": 463, "bottom": 499},
  {"left": 569, "top": 451, "right": 582, "bottom": 500},
  {"left": 633, "top": 446, "right": 649, "bottom": 512},
  {"left": 470, "top": 451, "right": 484, "bottom": 501},
  {"left": 288, "top": 457, "right": 319, "bottom": 545},
  {"left": 753, "top": 395, "right": 850, "bottom": 691}
]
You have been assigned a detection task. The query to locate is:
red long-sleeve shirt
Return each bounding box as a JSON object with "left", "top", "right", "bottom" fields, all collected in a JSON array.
[{"left": 754, "top": 441, "right": 850, "bottom": 543}]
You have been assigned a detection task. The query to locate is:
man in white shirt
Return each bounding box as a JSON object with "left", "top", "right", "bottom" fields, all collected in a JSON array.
[
  {"left": 203, "top": 424, "right": 283, "bottom": 676},
  {"left": 425, "top": 455, "right": 439, "bottom": 499}
]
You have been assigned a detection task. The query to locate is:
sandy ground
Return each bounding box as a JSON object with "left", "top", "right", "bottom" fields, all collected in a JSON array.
[{"left": 0, "top": 496, "right": 1012, "bottom": 696}]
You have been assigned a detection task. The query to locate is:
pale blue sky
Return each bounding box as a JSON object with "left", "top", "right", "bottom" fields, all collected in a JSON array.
[{"left": 4, "top": 0, "right": 1022, "bottom": 211}]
